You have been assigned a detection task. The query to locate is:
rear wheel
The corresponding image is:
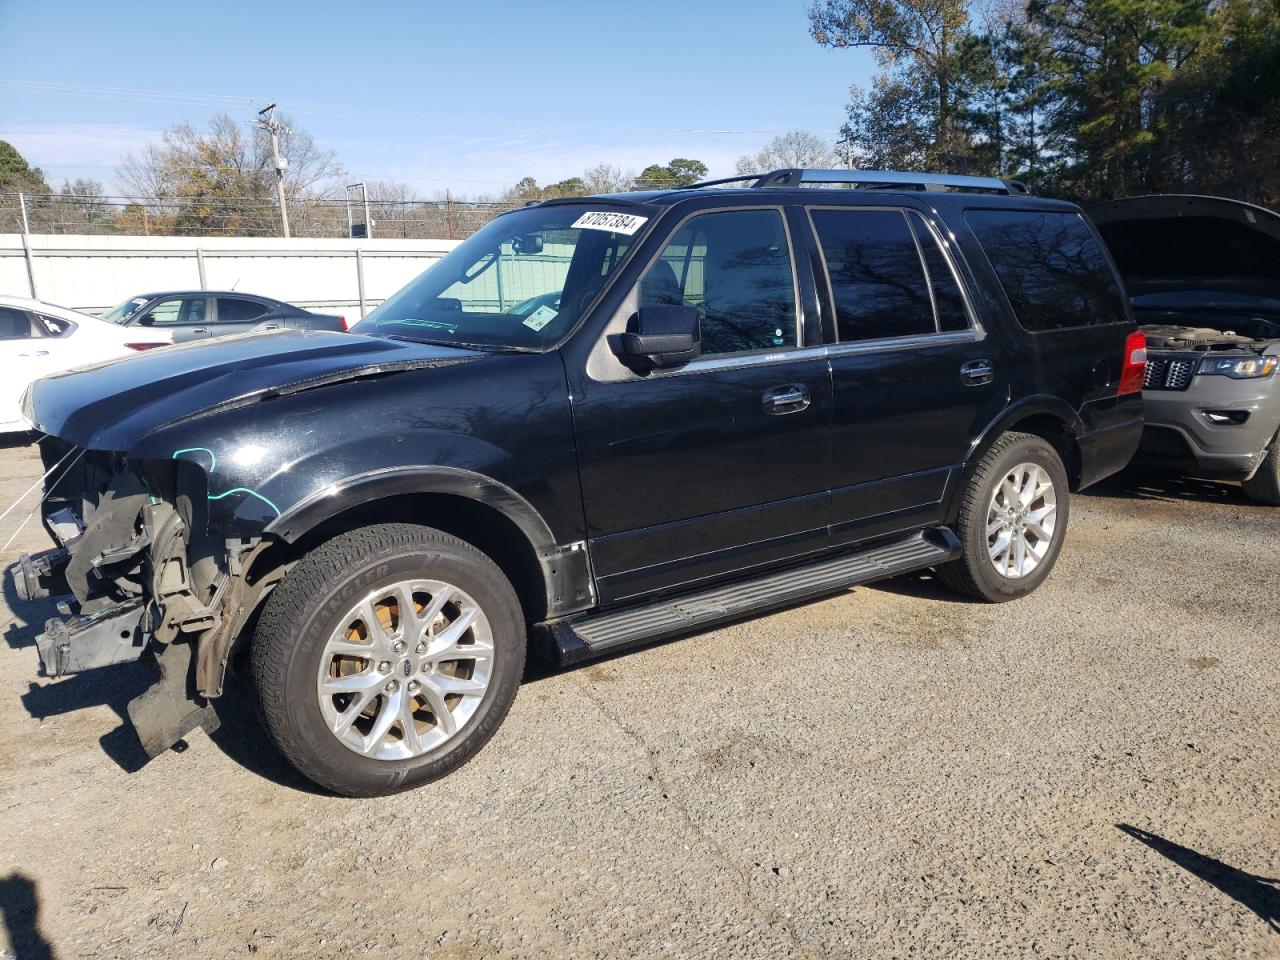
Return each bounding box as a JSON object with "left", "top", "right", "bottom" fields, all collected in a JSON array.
[
  {"left": 252, "top": 523, "right": 524, "bottom": 796},
  {"left": 1241, "top": 435, "right": 1280, "bottom": 504},
  {"left": 937, "top": 432, "right": 1070, "bottom": 602}
]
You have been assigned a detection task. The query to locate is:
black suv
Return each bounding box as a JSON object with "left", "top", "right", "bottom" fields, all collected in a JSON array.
[{"left": 13, "top": 169, "right": 1144, "bottom": 796}]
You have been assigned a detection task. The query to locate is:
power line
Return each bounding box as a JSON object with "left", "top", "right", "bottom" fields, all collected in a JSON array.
[{"left": 0, "top": 79, "right": 787, "bottom": 138}]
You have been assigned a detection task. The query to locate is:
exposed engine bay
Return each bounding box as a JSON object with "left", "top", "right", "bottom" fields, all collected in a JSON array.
[{"left": 1140, "top": 317, "right": 1280, "bottom": 353}]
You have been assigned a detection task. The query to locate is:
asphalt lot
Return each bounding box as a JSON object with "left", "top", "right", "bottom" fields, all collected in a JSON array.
[{"left": 0, "top": 440, "right": 1276, "bottom": 959}]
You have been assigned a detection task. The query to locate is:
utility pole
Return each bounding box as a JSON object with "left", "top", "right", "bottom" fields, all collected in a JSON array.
[
  {"left": 257, "top": 103, "right": 291, "bottom": 238},
  {"left": 838, "top": 133, "right": 854, "bottom": 169}
]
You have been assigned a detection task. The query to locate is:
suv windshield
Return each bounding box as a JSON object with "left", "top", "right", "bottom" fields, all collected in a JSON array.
[{"left": 353, "top": 205, "right": 647, "bottom": 350}]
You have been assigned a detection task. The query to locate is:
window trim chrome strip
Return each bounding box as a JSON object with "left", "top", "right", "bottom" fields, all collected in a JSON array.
[{"left": 658, "top": 329, "right": 979, "bottom": 376}]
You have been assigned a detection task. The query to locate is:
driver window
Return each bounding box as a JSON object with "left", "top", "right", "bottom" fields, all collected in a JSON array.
[
  {"left": 147, "top": 297, "right": 206, "bottom": 325},
  {"left": 638, "top": 209, "right": 797, "bottom": 356}
]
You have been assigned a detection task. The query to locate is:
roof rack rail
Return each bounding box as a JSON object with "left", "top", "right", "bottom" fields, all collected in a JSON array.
[
  {"left": 675, "top": 174, "right": 764, "bottom": 189},
  {"left": 685, "top": 168, "right": 1029, "bottom": 195}
]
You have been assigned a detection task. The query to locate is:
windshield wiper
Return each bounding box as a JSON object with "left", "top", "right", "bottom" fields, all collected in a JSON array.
[{"left": 381, "top": 335, "right": 536, "bottom": 354}]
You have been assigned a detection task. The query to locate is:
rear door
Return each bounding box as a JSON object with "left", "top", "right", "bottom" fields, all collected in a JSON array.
[
  {"left": 138, "top": 295, "right": 212, "bottom": 342},
  {"left": 806, "top": 205, "right": 1005, "bottom": 544},
  {"left": 0, "top": 306, "right": 59, "bottom": 427},
  {"left": 571, "top": 206, "right": 833, "bottom": 604},
  {"left": 963, "top": 208, "right": 1134, "bottom": 428},
  {"left": 214, "top": 295, "right": 275, "bottom": 336}
]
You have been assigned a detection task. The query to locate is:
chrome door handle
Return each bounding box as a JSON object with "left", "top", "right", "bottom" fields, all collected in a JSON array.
[
  {"left": 762, "top": 384, "right": 811, "bottom": 415},
  {"left": 19, "top": 350, "right": 50, "bottom": 358},
  {"left": 191, "top": 327, "right": 209, "bottom": 334},
  {"left": 961, "top": 358, "right": 994, "bottom": 385}
]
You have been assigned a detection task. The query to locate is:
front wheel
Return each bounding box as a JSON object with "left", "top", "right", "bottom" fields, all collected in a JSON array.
[
  {"left": 936, "top": 432, "right": 1070, "bottom": 602},
  {"left": 1241, "top": 435, "right": 1280, "bottom": 504},
  {"left": 251, "top": 523, "right": 525, "bottom": 796}
]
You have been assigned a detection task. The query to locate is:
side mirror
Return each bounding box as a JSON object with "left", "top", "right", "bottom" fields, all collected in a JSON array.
[
  {"left": 136, "top": 314, "right": 155, "bottom": 327},
  {"left": 617, "top": 304, "right": 700, "bottom": 370}
]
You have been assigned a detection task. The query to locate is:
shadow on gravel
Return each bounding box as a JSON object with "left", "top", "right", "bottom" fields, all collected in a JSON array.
[
  {"left": 868, "top": 568, "right": 984, "bottom": 604},
  {"left": 19, "top": 650, "right": 327, "bottom": 793},
  {"left": 0, "top": 872, "right": 55, "bottom": 960},
  {"left": 205, "top": 666, "right": 329, "bottom": 796},
  {"left": 0, "top": 431, "right": 39, "bottom": 450},
  {"left": 20, "top": 660, "right": 154, "bottom": 772},
  {"left": 1084, "top": 465, "right": 1257, "bottom": 507},
  {"left": 2, "top": 574, "right": 57, "bottom": 650},
  {"left": 19, "top": 649, "right": 325, "bottom": 792},
  {"left": 1118, "top": 824, "right": 1279, "bottom": 933}
]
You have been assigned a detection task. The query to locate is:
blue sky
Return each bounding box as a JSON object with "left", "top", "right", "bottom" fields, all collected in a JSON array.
[{"left": 0, "top": 0, "right": 874, "bottom": 198}]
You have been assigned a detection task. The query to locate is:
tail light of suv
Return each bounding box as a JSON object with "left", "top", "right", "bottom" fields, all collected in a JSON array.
[{"left": 1117, "top": 331, "right": 1147, "bottom": 395}]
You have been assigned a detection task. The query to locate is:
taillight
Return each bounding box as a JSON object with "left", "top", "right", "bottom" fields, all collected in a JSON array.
[
  {"left": 124, "top": 342, "right": 168, "bottom": 351},
  {"left": 1118, "top": 330, "right": 1147, "bottom": 395},
  {"left": 339, "top": 315, "right": 349, "bottom": 331}
]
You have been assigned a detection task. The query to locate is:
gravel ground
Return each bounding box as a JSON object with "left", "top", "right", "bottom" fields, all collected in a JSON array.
[{"left": 0, "top": 440, "right": 1276, "bottom": 959}]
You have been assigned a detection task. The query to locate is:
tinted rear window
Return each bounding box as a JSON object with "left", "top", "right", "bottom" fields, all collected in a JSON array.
[
  {"left": 966, "top": 210, "right": 1127, "bottom": 331},
  {"left": 811, "top": 208, "right": 935, "bottom": 341}
]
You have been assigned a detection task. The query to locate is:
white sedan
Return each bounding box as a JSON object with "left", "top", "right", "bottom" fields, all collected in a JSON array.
[{"left": 0, "top": 295, "right": 172, "bottom": 435}]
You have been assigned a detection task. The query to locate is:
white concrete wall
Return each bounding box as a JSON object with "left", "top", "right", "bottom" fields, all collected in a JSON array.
[{"left": 0, "top": 233, "right": 462, "bottom": 317}]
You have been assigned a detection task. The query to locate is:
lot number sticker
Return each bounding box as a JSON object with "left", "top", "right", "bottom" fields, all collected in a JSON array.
[
  {"left": 571, "top": 211, "right": 649, "bottom": 235},
  {"left": 522, "top": 304, "right": 559, "bottom": 331}
]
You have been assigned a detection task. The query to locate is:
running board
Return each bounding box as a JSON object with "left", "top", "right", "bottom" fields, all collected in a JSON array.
[{"left": 540, "top": 529, "right": 959, "bottom": 665}]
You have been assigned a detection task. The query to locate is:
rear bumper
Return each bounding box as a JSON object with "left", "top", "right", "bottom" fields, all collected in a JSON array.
[
  {"left": 1076, "top": 392, "right": 1144, "bottom": 489},
  {"left": 1077, "top": 416, "right": 1144, "bottom": 488}
]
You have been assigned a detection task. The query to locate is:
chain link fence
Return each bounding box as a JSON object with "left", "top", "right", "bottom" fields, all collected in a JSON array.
[{"left": 0, "top": 192, "right": 526, "bottom": 240}]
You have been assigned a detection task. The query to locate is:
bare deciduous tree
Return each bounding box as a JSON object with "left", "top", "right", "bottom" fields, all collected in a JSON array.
[
  {"left": 736, "top": 131, "right": 838, "bottom": 174},
  {"left": 118, "top": 112, "right": 345, "bottom": 236}
]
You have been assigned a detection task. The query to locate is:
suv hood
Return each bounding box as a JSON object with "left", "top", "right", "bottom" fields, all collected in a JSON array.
[
  {"left": 1088, "top": 194, "right": 1280, "bottom": 306},
  {"left": 25, "top": 329, "right": 482, "bottom": 450}
]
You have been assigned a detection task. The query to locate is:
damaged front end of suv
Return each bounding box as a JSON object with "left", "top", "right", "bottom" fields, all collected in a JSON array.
[
  {"left": 9, "top": 329, "right": 499, "bottom": 758},
  {"left": 14, "top": 439, "right": 273, "bottom": 754}
]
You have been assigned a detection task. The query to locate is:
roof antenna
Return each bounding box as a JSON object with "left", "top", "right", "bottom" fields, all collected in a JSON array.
[{"left": 231, "top": 278, "right": 240, "bottom": 291}]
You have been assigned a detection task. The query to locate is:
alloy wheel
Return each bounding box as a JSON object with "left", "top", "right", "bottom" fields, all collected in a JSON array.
[
  {"left": 315, "top": 579, "right": 494, "bottom": 760},
  {"left": 985, "top": 462, "right": 1058, "bottom": 579}
]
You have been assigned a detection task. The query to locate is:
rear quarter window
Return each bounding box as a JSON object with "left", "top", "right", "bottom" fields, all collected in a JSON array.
[{"left": 966, "top": 209, "right": 1128, "bottom": 332}]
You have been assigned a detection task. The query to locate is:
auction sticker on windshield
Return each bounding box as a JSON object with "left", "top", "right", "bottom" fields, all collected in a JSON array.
[
  {"left": 522, "top": 305, "right": 558, "bottom": 331},
  {"left": 571, "top": 211, "right": 649, "bottom": 235}
]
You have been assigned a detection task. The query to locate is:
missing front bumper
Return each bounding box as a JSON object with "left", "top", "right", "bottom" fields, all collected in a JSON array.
[{"left": 16, "top": 578, "right": 222, "bottom": 760}]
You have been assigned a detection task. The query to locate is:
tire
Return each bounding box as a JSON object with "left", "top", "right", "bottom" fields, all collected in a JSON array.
[
  {"left": 936, "top": 432, "right": 1070, "bottom": 603},
  {"left": 252, "top": 523, "right": 525, "bottom": 797},
  {"left": 1241, "top": 436, "right": 1280, "bottom": 505}
]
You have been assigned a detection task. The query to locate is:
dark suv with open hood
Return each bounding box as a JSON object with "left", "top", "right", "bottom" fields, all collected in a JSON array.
[
  {"left": 1089, "top": 195, "right": 1280, "bottom": 502},
  {"left": 13, "top": 169, "right": 1144, "bottom": 796}
]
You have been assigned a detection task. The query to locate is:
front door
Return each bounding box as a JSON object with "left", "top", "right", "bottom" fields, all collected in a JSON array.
[
  {"left": 137, "top": 295, "right": 212, "bottom": 343},
  {"left": 571, "top": 207, "right": 833, "bottom": 605},
  {"left": 806, "top": 206, "right": 1005, "bottom": 544}
]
